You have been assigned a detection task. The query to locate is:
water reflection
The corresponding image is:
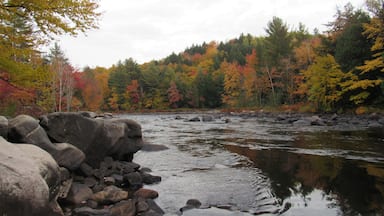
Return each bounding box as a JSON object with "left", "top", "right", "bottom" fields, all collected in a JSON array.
[{"left": 225, "top": 136, "right": 384, "bottom": 215}]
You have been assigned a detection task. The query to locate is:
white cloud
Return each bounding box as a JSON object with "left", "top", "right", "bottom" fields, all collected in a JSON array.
[{"left": 57, "top": 0, "right": 366, "bottom": 69}]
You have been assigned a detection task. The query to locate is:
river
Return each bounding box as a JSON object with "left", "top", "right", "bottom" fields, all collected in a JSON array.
[{"left": 120, "top": 113, "right": 384, "bottom": 216}]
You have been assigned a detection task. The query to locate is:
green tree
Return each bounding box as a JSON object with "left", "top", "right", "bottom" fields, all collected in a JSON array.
[
  {"left": 265, "top": 17, "right": 292, "bottom": 65},
  {"left": 108, "top": 58, "right": 141, "bottom": 110}
]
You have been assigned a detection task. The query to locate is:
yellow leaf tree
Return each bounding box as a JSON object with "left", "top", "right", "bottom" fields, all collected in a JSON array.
[
  {"left": 353, "top": 0, "right": 384, "bottom": 105},
  {"left": 301, "top": 54, "right": 349, "bottom": 111}
]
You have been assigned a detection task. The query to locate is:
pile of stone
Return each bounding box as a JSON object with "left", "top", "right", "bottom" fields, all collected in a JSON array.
[{"left": 0, "top": 112, "right": 163, "bottom": 216}]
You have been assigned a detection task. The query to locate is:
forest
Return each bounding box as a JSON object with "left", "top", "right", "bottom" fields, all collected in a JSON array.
[{"left": 0, "top": 0, "right": 383, "bottom": 116}]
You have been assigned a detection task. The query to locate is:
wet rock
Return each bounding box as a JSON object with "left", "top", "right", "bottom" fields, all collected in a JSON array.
[
  {"left": 180, "top": 199, "right": 202, "bottom": 212},
  {"left": 86, "top": 200, "right": 98, "bottom": 209},
  {"left": 134, "top": 188, "right": 159, "bottom": 199},
  {"left": 111, "top": 174, "right": 124, "bottom": 185},
  {"left": 0, "top": 115, "right": 8, "bottom": 138},
  {"left": 292, "top": 119, "right": 311, "bottom": 126},
  {"left": 136, "top": 199, "right": 150, "bottom": 213},
  {"left": 188, "top": 116, "right": 200, "bottom": 122},
  {"left": 72, "top": 207, "right": 110, "bottom": 216},
  {"left": 140, "top": 143, "right": 169, "bottom": 152},
  {"left": 186, "top": 199, "right": 202, "bottom": 208},
  {"left": 139, "top": 210, "right": 163, "bottom": 216},
  {"left": 124, "top": 172, "right": 143, "bottom": 189},
  {"left": 145, "top": 199, "right": 165, "bottom": 215},
  {"left": 202, "top": 115, "right": 214, "bottom": 122},
  {"left": 91, "top": 185, "right": 129, "bottom": 205},
  {"left": 92, "top": 183, "right": 105, "bottom": 193},
  {"left": 141, "top": 172, "right": 162, "bottom": 184},
  {"left": 104, "top": 176, "right": 116, "bottom": 186},
  {"left": 66, "top": 183, "right": 93, "bottom": 205},
  {"left": 368, "top": 121, "right": 383, "bottom": 128},
  {"left": 331, "top": 113, "right": 338, "bottom": 121},
  {"left": 0, "top": 137, "right": 63, "bottom": 216},
  {"left": 309, "top": 115, "right": 326, "bottom": 126},
  {"left": 84, "top": 177, "right": 98, "bottom": 188},
  {"left": 110, "top": 199, "right": 136, "bottom": 216},
  {"left": 80, "top": 163, "right": 95, "bottom": 177},
  {"left": 39, "top": 112, "right": 143, "bottom": 167},
  {"left": 7, "top": 114, "right": 85, "bottom": 170}
]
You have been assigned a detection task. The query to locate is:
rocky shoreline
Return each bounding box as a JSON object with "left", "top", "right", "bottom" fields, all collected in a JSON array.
[
  {"left": 0, "top": 111, "right": 383, "bottom": 216},
  {"left": 0, "top": 112, "right": 164, "bottom": 216}
]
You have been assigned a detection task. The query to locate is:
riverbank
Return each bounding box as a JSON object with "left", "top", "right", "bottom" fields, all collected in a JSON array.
[{"left": 0, "top": 112, "right": 165, "bottom": 216}]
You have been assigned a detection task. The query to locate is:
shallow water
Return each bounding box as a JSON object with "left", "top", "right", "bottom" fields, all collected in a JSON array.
[{"left": 122, "top": 113, "right": 384, "bottom": 215}]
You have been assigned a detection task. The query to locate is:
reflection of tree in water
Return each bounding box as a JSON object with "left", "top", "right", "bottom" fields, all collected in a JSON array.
[
  {"left": 225, "top": 143, "right": 384, "bottom": 215},
  {"left": 329, "top": 162, "right": 383, "bottom": 215}
]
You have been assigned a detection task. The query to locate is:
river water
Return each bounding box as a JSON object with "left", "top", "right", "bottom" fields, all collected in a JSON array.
[{"left": 121, "top": 113, "right": 384, "bottom": 216}]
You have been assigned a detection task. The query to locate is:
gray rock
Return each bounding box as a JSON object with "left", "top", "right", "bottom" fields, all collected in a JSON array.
[
  {"left": 180, "top": 199, "right": 202, "bottom": 213},
  {"left": 7, "top": 114, "right": 85, "bottom": 170},
  {"left": 104, "top": 176, "right": 116, "bottom": 186},
  {"left": 124, "top": 172, "right": 143, "bottom": 189},
  {"left": 292, "top": 119, "right": 311, "bottom": 126},
  {"left": 186, "top": 199, "right": 202, "bottom": 208},
  {"left": 66, "top": 183, "right": 93, "bottom": 205},
  {"left": 53, "top": 142, "right": 86, "bottom": 170},
  {"left": 80, "top": 163, "right": 95, "bottom": 177},
  {"left": 141, "top": 172, "right": 162, "bottom": 184},
  {"left": 0, "top": 137, "right": 63, "bottom": 216},
  {"left": 202, "top": 115, "right": 214, "bottom": 122},
  {"left": 84, "top": 177, "right": 98, "bottom": 188},
  {"left": 0, "top": 115, "right": 8, "bottom": 138},
  {"left": 188, "top": 116, "right": 201, "bottom": 122},
  {"left": 73, "top": 207, "right": 111, "bottom": 216},
  {"left": 136, "top": 199, "right": 149, "bottom": 213},
  {"left": 145, "top": 199, "right": 165, "bottom": 215},
  {"left": 40, "top": 112, "right": 143, "bottom": 167},
  {"left": 309, "top": 115, "right": 326, "bottom": 126}
]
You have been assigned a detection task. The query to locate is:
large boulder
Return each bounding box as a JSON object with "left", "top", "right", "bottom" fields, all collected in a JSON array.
[
  {"left": 7, "top": 115, "right": 85, "bottom": 170},
  {"left": 40, "top": 112, "right": 144, "bottom": 167},
  {"left": 0, "top": 137, "right": 63, "bottom": 216},
  {"left": 0, "top": 116, "right": 8, "bottom": 138}
]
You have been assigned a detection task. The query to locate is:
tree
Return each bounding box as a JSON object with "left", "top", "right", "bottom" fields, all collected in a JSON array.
[
  {"left": 108, "top": 58, "right": 141, "bottom": 110},
  {"left": 265, "top": 17, "right": 292, "bottom": 65},
  {"left": 46, "top": 43, "right": 75, "bottom": 112},
  {"left": 167, "top": 81, "right": 183, "bottom": 108},
  {"left": 221, "top": 60, "right": 243, "bottom": 107},
  {"left": 126, "top": 80, "right": 140, "bottom": 110},
  {"left": 0, "top": 0, "right": 100, "bottom": 38},
  {"left": 301, "top": 55, "right": 348, "bottom": 111},
  {"left": 359, "top": 0, "right": 384, "bottom": 76},
  {"left": 332, "top": 7, "right": 372, "bottom": 72},
  {"left": 264, "top": 17, "right": 293, "bottom": 105},
  {"left": 351, "top": 0, "right": 384, "bottom": 105}
]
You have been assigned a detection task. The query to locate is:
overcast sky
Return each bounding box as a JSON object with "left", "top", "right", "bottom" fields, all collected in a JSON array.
[{"left": 56, "top": 0, "right": 366, "bottom": 69}]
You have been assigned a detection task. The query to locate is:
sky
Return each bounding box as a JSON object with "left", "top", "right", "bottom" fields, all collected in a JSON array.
[{"left": 56, "top": 0, "right": 367, "bottom": 69}]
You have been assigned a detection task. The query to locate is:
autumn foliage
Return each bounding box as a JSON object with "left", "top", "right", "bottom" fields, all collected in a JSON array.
[{"left": 1, "top": 1, "right": 383, "bottom": 115}]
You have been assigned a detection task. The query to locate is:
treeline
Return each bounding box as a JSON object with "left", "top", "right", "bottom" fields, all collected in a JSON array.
[{"left": 1, "top": 1, "right": 383, "bottom": 115}]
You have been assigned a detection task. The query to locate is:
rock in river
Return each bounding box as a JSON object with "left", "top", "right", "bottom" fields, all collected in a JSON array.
[
  {"left": 40, "top": 112, "right": 144, "bottom": 167},
  {"left": 7, "top": 114, "right": 85, "bottom": 170}
]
